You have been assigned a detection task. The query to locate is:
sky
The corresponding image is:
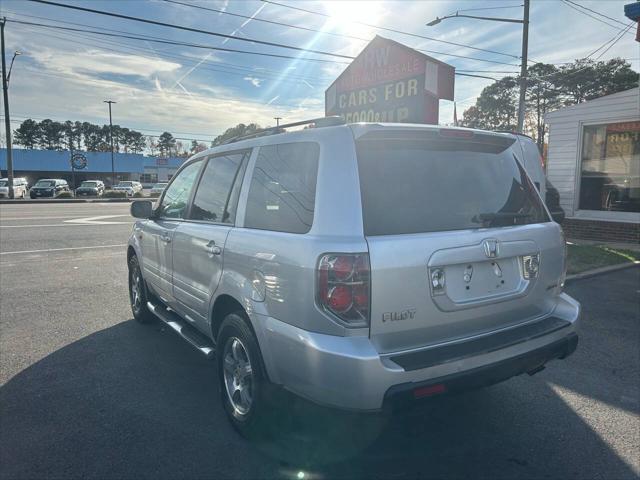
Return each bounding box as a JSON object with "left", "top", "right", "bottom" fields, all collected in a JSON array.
[{"left": 0, "top": 0, "right": 638, "bottom": 146}]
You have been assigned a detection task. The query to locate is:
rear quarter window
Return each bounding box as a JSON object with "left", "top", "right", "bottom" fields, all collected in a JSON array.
[{"left": 244, "top": 142, "right": 319, "bottom": 234}]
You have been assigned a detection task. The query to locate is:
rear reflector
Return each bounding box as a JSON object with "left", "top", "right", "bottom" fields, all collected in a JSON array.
[{"left": 413, "top": 383, "right": 447, "bottom": 398}]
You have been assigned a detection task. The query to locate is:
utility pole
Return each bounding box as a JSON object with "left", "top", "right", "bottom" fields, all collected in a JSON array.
[
  {"left": 104, "top": 100, "right": 116, "bottom": 187},
  {"left": 516, "top": 0, "right": 530, "bottom": 134},
  {"left": 1, "top": 18, "right": 14, "bottom": 199},
  {"left": 274, "top": 117, "right": 282, "bottom": 127},
  {"left": 427, "top": 0, "right": 530, "bottom": 133}
]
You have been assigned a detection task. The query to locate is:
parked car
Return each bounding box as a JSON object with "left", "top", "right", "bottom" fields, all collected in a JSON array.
[
  {"left": 149, "top": 182, "right": 168, "bottom": 197},
  {"left": 75, "top": 180, "right": 105, "bottom": 197},
  {"left": 0, "top": 177, "right": 28, "bottom": 198},
  {"left": 127, "top": 119, "right": 580, "bottom": 436},
  {"left": 113, "top": 181, "right": 143, "bottom": 196},
  {"left": 29, "top": 179, "right": 69, "bottom": 198}
]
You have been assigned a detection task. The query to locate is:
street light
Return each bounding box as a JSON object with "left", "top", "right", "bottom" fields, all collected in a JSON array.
[
  {"left": 104, "top": 100, "right": 116, "bottom": 187},
  {"left": 427, "top": 0, "right": 530, "bottom": 134},
  {"left": 6, "top": 50, "right": 20, "bottom": 85}
]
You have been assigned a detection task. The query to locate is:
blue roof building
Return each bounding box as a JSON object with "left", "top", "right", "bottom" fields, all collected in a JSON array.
[{"left": 0, "top": 148, "right": 187, "bottom": 187}]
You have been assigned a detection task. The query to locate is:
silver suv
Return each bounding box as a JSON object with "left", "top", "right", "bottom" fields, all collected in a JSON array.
[{"left": 128, "top": 119, "right": 580, "bottom": 435}]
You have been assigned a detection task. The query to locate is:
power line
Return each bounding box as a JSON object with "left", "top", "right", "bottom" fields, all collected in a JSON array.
[
  {"left": 161, "top": 0, "right": 366, "bottom": 42},
  {"left": 595, "top": 24, "right": 634, "bottom": 60},
  {"left": 163, "top": 0, "right": 519, "bottom": 66},
  {"left": 260, "top": 0, "right": 521, "bottom": 59},
  {"left": 560, "top": 0, "right": 635, "bottom": 35},
  {"left": 563, "top": 0, "right": 630, "bottom": 27},
  {"left": 29, "top": 0, "right": 355, "bottom": 59},
  {"left": 10, "top": 18, "right": 513, "bottom": 83},
  {"left": 8, "top": 19, "right": 348, "bottom": 65},
  {"left": 13, "top": 23, "right": 334, "bottom": 86}
]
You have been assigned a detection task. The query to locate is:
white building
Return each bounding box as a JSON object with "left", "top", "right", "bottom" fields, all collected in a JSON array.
[{"left": 545, "top": 87, "right": 639, "bottom": 243}]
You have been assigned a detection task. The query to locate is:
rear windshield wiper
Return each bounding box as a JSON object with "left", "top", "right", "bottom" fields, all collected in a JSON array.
[{"left": 472, "top": 212, "right": 533, "bottom": 224}]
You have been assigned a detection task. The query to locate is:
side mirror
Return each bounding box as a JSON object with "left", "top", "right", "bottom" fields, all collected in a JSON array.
[{"left": 131, "top": 200, "right": 154, "bottom": 219}]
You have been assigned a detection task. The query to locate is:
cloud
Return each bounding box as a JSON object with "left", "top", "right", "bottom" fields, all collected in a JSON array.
[
  {"left": 31, "top": 49, "right": 181, "bottom": 79},
  {"left": 243, "top": 76, "right": 263, "bottom": 87}
]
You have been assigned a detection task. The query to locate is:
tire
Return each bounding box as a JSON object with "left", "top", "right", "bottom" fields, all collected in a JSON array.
[
  {"left": 217, "top": 312, "right": 272, "bottom": 438},
  {"left": 128, "top": 254, "right": 155, "bottom": 323}
]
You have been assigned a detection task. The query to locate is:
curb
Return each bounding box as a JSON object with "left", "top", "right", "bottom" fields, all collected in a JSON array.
[
  {"left": 565, "top": 261, "right": 639, "bottom": 284},
  {"left": 0, "top": 198, "right": 138, "bottom": 204}
]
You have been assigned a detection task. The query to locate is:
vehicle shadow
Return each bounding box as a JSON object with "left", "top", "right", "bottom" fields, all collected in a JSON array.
[{"left": 1, "top": 304, "right": 637, "bottom": 480}]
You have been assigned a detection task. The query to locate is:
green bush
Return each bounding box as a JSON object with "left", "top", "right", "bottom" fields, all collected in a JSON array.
[
  {"left": 102, "top": 190, "right": 128, "bottom": 198},
  {"left": 133, "top": 191, "right": 145, "bottom": 198},
  {"left": 57, "top": 191, "right": 74, "bottom": 199},
  {"left": 149, "top": 191, "right": 161, "bottom": 198}
]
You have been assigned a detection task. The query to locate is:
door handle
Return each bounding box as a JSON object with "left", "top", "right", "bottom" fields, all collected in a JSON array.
[
  {"left": 160, "top": 234, "right": 172, "bottom": 244},
  {"left": 205, "top": 240, "right": 222, "bottom": 256}
]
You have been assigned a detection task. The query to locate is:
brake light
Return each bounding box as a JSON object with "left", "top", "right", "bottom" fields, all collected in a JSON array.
[
  {"left": 438, "top": 128, "right": 475, "bottom": 139},
  {"left": 317, "top": 253, "right": 370, "bottom": 327}
]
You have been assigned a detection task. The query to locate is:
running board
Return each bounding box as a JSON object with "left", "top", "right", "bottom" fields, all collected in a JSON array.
[{"left": 147, "top": 301, "right": 215, "bottom": 359}]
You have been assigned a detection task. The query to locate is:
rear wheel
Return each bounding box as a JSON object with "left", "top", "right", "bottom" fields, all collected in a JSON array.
[
  {"left": 217, "top": 312, "right": 271, "bottom": 438},
  {"left": 128, "top": 254, "right": 155, "bottom": 323}
]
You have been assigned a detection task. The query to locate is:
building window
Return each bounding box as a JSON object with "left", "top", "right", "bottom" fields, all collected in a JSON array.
[
  {"left": 140, "top": 173, "right": 158, "bottom": 184},
  {"left": 580, "top": 121, "right": 640, "bottom": 213}
]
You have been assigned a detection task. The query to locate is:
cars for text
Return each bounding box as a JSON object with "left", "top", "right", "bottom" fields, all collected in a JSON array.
[
  {"left": 29, "top": 179, "right": 69, "bottom": 198},
  {"left": 127, "top": 119, "right": 580, "bottom": 436},
  {"left": 75, "top": 180, "right": 105, "bottom": 197},
  {"left": 0, "top": 177, "right": 28, "bottom": 198}
]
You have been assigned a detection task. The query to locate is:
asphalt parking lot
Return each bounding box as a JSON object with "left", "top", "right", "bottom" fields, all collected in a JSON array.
[{"left": 1, "top": 202, "right": 639, "bottom": 480}]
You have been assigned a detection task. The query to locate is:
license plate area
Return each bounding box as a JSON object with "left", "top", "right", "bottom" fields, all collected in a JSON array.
[{"left": 444, "top": 258, "right": 523, "bottom": 303}]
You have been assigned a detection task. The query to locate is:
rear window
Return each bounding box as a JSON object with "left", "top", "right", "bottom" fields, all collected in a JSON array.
[
  {"left": 356, "top": 133, "right": 548, "bottom": 236},
  {"left": 244, "top": 142, "right": 319, "bottom": 234}
]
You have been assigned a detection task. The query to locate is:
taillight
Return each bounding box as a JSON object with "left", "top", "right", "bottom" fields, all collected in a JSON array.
[{"left": 317, "top": 253, "right": 370, "bottom": 327}]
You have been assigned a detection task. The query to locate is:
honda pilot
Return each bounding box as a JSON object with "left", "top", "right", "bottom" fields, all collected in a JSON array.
[{"left": 127, "top": 119, "right": 580, "bottom": 436}]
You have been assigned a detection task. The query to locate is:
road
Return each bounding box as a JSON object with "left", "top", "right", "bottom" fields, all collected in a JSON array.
[{"left": 1, "top": 203, "right": 639, "bottom": 479}]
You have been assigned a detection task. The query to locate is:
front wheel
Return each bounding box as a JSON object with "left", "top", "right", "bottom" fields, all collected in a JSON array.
[
  {"left": 217, "top": 313, "right": 272, "bottom": 438},
  {"left": 128, "top": 254, "right": 155, "bottom": 323}
]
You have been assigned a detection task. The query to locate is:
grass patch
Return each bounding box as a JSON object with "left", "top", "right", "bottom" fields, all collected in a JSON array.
[{"left": 566, "top": 244, "right": 640, "bottom": 274}]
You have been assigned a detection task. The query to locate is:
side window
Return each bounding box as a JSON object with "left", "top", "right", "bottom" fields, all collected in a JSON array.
[
  {"left": 244, "top": 142, "right": 319, "bottom": 234},
  {"left": 190, "top": 151, "right": 249, "bottom": 224},
  {"left": 158, "top": 160, "right": 202, "bottom": 219}
]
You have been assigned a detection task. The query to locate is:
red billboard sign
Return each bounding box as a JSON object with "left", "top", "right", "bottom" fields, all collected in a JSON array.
[{"left": 325, "top": 36, "right": 455, "bottom": 124}]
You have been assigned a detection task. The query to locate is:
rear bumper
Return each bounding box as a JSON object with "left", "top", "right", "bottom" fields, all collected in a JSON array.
[
  {"left": 253, "top": 293, "right": 580, "bottom": 411},
  {"left": 384, "top": 332, "right": 577, "bottom": 410}
]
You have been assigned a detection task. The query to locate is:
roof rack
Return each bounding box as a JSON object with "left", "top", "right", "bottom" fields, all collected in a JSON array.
[{"left": 222, "top": 116, "right": 345, "bottom": 145}]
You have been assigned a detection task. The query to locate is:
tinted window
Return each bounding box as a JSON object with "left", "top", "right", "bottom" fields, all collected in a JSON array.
[
  {"left": 190, "top": 152, "right": 248, "bottom": 223},
  {"left": 245, "top": 143, "right": 319, "bottom": 234},
  {"left": 158, "top": 161, "right": 202, "bottom": 219},
  {"left": 356, "top": 134, "right": 548, "bottom": 236}
]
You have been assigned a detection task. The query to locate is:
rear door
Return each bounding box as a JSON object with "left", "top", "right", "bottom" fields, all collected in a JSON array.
[
  {"left": 171, "top": 150, "right": 249, "bottom": 330},
  {"left": 355, "top": 129, "right": 565, "bottom": 354},
  {"left": 139, "top": 160, "right": 203, "bottom": 302}
]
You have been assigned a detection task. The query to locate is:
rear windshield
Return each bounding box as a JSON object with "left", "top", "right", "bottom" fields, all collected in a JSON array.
[
  {"left": 356, "top": 134, "right": 548, "bottom": 236},
  {"left": 80, "top": 182, "right": 98, "bottom": 187},
  {"left": 35, "top": 181, "right": 55, "bottom": 187}
]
